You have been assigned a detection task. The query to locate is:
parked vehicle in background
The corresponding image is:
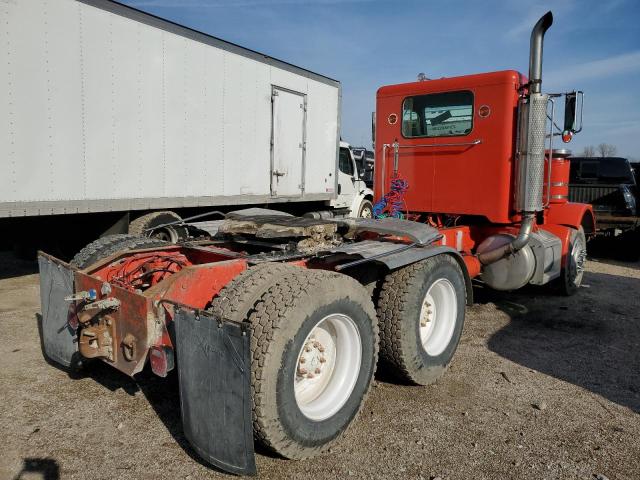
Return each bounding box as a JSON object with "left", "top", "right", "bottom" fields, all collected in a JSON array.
[
  {"left": 351, "top": 147, "right": 375, "bottom": 188},
  {"left": 0, "top": 0, "right": 369, "bottom": 257},
  {"left": 568, "top": 156, "right": 639, "bottom": 259},
  {"left": 328, "top": 142, "right": 374, "bottom": 218},
  {"left": 569, "top": 156, "right": 638, "bottom": 218},
  {"left": 631, "top": 161, "right": 640, "bottom": 196}
]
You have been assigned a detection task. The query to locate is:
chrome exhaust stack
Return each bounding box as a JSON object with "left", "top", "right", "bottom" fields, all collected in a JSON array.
[
  {"left": 528, "top": 11, "right": 553, "bottom": 95},
  {"left": 479, "top": 11, "right": 553, "bottom": 266},
  {"left": 515, "top": 10, "right": 553, "bottom": 215}
]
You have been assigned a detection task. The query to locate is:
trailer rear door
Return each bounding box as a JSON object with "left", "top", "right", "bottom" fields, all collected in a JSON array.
[{"left": 271, "top": 87, "right": 306, "bottom": 197}]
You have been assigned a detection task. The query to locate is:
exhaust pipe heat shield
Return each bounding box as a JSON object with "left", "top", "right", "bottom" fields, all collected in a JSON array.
[{"left": 515, "top": 93, "right": 549, "bottom": 213}]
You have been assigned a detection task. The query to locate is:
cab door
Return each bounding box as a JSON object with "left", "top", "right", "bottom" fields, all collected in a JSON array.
[
  {"left": 334, "top": 147, "right": 358, "bottom": 208},
  {"left": 271, "top": 87, "right": 306, "bottom": 197}
]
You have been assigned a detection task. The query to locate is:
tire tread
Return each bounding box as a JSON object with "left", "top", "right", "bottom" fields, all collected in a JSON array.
[{"left": 376, "top": 255, "right": 463, "bottom": 384}]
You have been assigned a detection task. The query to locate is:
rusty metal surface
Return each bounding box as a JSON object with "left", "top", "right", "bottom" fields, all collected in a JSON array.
[
  {"left": 78, "top": 320, "right": 116, "bottom": 361},
  {"left": 37, "top": 253, "right": 79, "bottom": 368},
  {"left": 149, "top": 259, "right": 248, "bottom": 310},
  {"left": 74, "top": 271, "right": 153, "bottom": 376}
]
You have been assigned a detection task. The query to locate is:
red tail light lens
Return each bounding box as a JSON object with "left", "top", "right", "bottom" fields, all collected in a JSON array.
[{"left": 149, "top": 345, "right": 175, "bottom": 377}]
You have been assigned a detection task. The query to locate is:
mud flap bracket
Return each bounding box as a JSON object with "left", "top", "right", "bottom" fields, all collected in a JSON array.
[{"left": 174, "top": 307, "right": 256, "bottom": 476}]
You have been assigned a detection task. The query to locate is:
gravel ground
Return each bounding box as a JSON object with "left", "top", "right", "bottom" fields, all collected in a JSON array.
[{"left": 0, "top": 251, "right": 638, "bottom": 480}]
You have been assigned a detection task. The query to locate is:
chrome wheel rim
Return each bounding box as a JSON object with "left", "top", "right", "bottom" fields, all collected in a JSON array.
[{"left": 570, "top": 234, "right": 587, "bottom": 286}]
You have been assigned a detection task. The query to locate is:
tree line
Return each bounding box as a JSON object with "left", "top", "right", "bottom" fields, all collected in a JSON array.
[{"left": 580, "top": 143, "right": 617, "bottom": 157}]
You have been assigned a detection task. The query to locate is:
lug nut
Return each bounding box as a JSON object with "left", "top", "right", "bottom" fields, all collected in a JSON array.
[
  {"left": 319, "top": 356, "right": 326, "bottom": 363},
  {"left": 298, "top": 368, "right": 308, "bottom": 375},
  {"left": 318, "top": 346, "right": 325, "bottom": 353},
  {"left": 299, "top": 357, "right": 306, "bottom": 364},
  {"left": 304, "top": 345, "right": 311, "bottom": 352},
  {"left": 315, "top": 368, "right": 321, "bottom": 374}
]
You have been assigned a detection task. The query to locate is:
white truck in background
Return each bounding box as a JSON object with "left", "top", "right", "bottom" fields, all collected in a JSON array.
[{"left": 0, "top": 0, "right": 372, "bottom": 253}]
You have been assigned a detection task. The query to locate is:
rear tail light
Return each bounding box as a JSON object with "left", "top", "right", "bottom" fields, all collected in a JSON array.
[{"left": 149, "top": 345, "right": 175, "bottom": 377}]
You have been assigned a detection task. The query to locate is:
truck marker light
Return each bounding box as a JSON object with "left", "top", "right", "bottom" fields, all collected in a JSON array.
[
  {"left": 562, "top": 130, "right": 573, "bottom": 143},
  {"left": 478, "top": 105, "right": 491, "bottom": 118},
  {"left": 150, "top": 345, "right": 175, "bottom": 377},
  {"left": 388, "top": 113, "right": 398, "bottom": 125}
]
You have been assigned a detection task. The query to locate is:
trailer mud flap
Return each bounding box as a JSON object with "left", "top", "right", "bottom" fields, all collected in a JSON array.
[
  {"left": 174, "top": 307, "right": 256, "bottom": 476},
  {"left": 37, "top": 254, "right": 78, "bottom": 368}
]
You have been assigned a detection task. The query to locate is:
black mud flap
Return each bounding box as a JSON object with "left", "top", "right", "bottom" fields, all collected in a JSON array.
[
  {"left": 174, "top": 307, "right": 256, "bottom": 476},
  {"left": 38, "top": 253, "right": 79, "bottom": 368}
]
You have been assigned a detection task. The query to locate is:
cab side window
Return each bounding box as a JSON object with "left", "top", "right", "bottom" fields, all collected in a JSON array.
[
  {"left": 339, "top": 148, "right": 354, "bottom": 176},
  {"left": 402, "top": 90, "right": 474, "bottom": 138}
]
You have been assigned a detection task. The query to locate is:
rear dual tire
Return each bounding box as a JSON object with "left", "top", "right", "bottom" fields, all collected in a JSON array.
[
  {"left": 376, "top": 255, "right": 466, "bottom": 385},
  {"left": 209, "top": 265, "right": 378, "bottom": 459}
]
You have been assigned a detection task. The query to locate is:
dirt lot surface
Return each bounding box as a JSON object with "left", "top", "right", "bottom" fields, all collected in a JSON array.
[{"left": 1, "top": 251, "right": 638, "bottom": 480}]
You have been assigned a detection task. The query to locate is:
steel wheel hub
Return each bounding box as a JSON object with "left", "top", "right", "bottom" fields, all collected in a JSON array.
[
  {"left": 294, "top": 314, "right": 362, "bottom": 421},
  {"left": 419, "top": 278, "right": 457, "bottom": 356}
]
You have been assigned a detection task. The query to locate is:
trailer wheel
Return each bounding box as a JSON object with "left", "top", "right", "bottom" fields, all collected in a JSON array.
[
  {"left": 357, "top": 199, "right": 374, "bottom": 218},
  {"left": 70, "top": 234, "right": 168, "bottom": 269},
  {"left": 210, "top": 266, "right": 378, "bottom": 459},
  {"left": 376, "top": 254, "right": 466, "bottom": 385},
  {"left": 128, "top": 211, "right": 187, "bottom": 242},
  {"left": 558, "top": 226, "right": 587, "bottom": 296}
]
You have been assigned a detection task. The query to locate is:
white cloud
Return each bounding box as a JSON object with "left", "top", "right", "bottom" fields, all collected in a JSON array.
[{"left": 544, "top": 50, "right": 640, "bottom": 89}]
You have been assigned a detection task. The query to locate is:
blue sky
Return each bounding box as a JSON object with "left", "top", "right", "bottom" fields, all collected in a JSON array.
[{"left": 122, "top": 0, "right": 640, "bottom": 158}]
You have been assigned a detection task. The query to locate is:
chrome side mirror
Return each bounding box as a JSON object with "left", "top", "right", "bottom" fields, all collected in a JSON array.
[{"left": 563, "top": 91, "right": 583, "bottom": 135}]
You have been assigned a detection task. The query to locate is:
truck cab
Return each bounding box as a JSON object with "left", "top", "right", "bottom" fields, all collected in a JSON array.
[{"left": 331, "top": 141, "right": 374, "bottom": 217}]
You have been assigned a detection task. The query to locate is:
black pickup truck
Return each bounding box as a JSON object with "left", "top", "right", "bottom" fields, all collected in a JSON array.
[{"left": 569, "top": 156, "right": 639, "bottom": 259}]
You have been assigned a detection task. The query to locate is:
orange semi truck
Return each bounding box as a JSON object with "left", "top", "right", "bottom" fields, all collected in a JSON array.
[{"left": 37, "top": 7, "right": 591, "bottom": 476}]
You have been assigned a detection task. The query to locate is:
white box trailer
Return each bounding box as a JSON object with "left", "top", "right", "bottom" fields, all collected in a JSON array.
[{"left": 1, "top": 0, "right": 373, "bottom": 230}]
